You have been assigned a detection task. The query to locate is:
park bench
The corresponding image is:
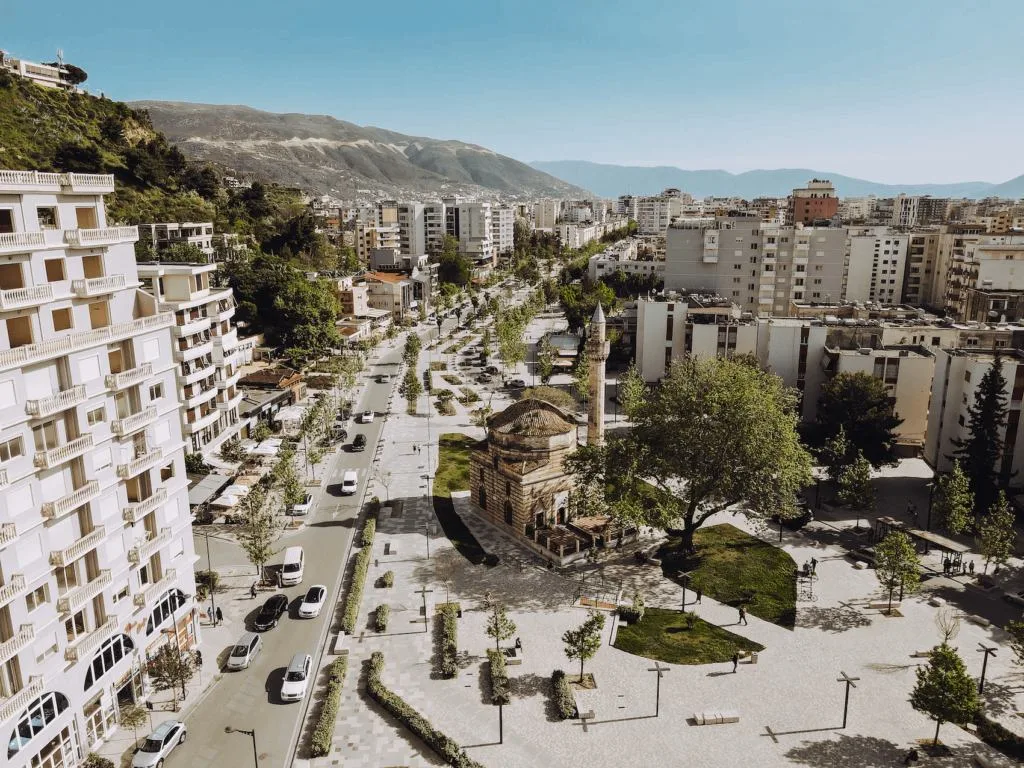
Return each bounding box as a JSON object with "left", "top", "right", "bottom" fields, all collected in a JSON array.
[
  {"left": 692, "top": 711, "right": 740, "bottom": 725},
  {"left": 868, "top": 601, "right": 900, "bottom": 610},
  {"left": 967, "top": 615, "right": 991, "bottom": 627},
  {"left": 910, "top": 650, "right": 933, "bottom": 658},
  {"left": 383, "top": 542, "right": 397, "bottom": 556},
  {"left": 505, "top": 647, "right": 523, "bottom": 666}
]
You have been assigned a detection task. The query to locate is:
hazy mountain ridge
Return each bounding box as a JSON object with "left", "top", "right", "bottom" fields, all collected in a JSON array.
[
  {"left": 132, "top": 101, "right": 589, "bottom": 199},
  {"left": 529, "top": 160, "right": 1024, "bottom": 200}
]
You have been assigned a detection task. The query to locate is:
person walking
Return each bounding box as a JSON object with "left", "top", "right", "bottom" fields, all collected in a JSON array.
[
  {"left": 810, "top": 557, "right": 818, "bottom": 575},
  {"left": 215, "top": 607, "right": 223, "bottom": 623},
  {"left": 738, "top": 606, "right": 747, "bottom": 626},
  {"left": 968, "top": 560, "right": 975, "bottom": 576},
  {"left": 732, "top": 652, "right": 739, "bottom": 673},
  {"left": 194, "top": 650, "right": 203, "bottom": 669},
  {"left": 250, "top": 582, "right": 257, "bottom": 599},
  {"left": 695, "top": 587, "right": 702, "bottom": 604}
]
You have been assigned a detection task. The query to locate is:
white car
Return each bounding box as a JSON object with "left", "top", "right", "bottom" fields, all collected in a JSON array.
[
  {"left": 131, "top": 720, "right": 186, "bottom": 767},
  {"left": 288, "top": 492, "right": 313, "bottom": 516},
  {"left": 298, "top": 585, "right": 326, "bottom": 618},
  {"left": 509, "top": 378, "right": 527, "bottom": 388},
  {"left": 226, "top": 632, "right": 262, "bottom": 670},
  {"left": 341, "top": 469, "right": 358, "bottom": 495},
  {"left": 358, "top": 410, "right": 374, "bottom": 424},
  {"left": 280, "top": 653, "right": 312, "bottom": 702}
]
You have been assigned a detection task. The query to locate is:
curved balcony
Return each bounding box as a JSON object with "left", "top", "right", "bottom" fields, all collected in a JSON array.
[
  {"left": 111, "top": 406, "right": 157, "bottom": 437},
  {"left": 117, "top": 447, "right": 162, "bottom": 479},
  {"left": 106, "top": 362, "right": 153, "bottom": 391},
  {"left": 0, "top": 677, "right": 44, "bottom": 726},
  {"left": 0, "top": 283, "right": 54, "bottom": 310},
  {"left": 217, "top": 391, "right": 244, "bottom": 412},
  {"left": 216, "top": 369, "right": 241, "bottom": 390},
  {"left": 184, "top": 408, "right": 220, "bottom": 434},
  {"left": 26, "top": 385, "right": 87, "bottom": 419},
  {"left": 49, "top": 526, "right": 105, "bottom": 567},
  {"left": 41, "top": 480, "right": 100, "bottom": 520},
  {"left": 179, "top": 340, "right": 214, "bottom": 363},
  {"left": 0, "top": 523, "right": 15, "bottom": 550},
  {"left": 172, "top": 315, "right": 211, "bottom": 338},
  {"left": 71, "top": 274, "right": 127, "bottom": 298},
  {"left": 123, "top": 488, "right": 168, "bottom": 525},
  {"left": 183, "top": 385, "right": 218, "bottom": 411},
  {"left": 34, "top": 435, "right": 93, "bottom": 469},
  {"left": 64, "top": 226, "right": 138, "bottom": 248},
  {"left": 178, "top": 359, "right": 216, "bottom": 387},
  {"left": 57, "top": 570, "right": 111, "bottom": 614},
  {"left": 214, "top": 328, "right": 238, "bottom": 352},
  {"left": 133, "top": 568, "right": 177, "bottom": 607}
]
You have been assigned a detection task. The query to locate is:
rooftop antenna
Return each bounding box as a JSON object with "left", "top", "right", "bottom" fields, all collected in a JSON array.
[{"left": 56, "top": 49, "right": 64, "bottom": 68}]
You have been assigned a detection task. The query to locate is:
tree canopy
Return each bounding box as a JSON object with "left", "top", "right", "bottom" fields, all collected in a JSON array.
[
  {"left": 932, "top": 461, "right": 974, "bottom": 535},
  {"left": 909, "top": 643, "right": 979, "bottom": 745},
  {"left": 952, "top": 353, "right": 1009, "bottom": 515},
  {"left": 815, "top": 372, "right": 902, "bottom": 468}
]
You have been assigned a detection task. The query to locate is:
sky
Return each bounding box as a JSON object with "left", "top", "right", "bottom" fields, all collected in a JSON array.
[{"left": 6, "top": 0, "right": 1024, "bottom": 183}]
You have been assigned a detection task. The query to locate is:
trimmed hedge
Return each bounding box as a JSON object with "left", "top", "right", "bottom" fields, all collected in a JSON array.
[
  {"left": 552, "top": 669, "right": 576, "bottom": 720},
  {"left": 381, "top": 570, "right": 395, "bottom": 588},
  {"left": 341, "top": 515, "right": 377, "bottom": 633},
  {"left": 974, "top": 711, "right": 1024, "bottom": 761},
  {"left": 310, "top": 656, "right": 348, "bottom": 757},
  {"left": 375, "top": 604, "right": 390, "bottom": 632},
  {"left": 438, "top": 603, "right": 460, "bottom": 678},
  {"left": 367, "top": 652, "right": 484, "bottom": 768},
  {"left": 486, "top": 649, "right": 510, "bottom": 705}
]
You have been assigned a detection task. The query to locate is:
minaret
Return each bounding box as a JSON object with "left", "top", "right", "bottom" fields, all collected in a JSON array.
[{"left": 586, "top": 303, "right": 610, "bottom": 445}]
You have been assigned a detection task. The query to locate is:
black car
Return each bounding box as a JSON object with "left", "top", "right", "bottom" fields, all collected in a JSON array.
[
  {"left": 253, "top": 594, "right": 289, "bottom": 631},
  {"left": 352, "top": 434, "right": 367, "bottom": 451}
]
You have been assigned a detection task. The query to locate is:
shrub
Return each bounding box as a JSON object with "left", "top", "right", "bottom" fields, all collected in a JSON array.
[
  {"left": 310, "top": 656, "right": 348, "bottom": 757},
  {"left": 436, "top": 399, "right": 457, "bottom": 416},
  {"left": 366, "top": 652, "right": 483, "bottom": 768},
  {"left": 341, "top": 514, "right": 377, "bottom": 633},
  {"left": 486, "top": 649, "right": 510, "bottom": 705},
  {"left": 82, "top": 755, "right": 114, "bottom": 768},
  {"left": 618, "top": 606, "right": 642, "bottom": 624},
  {"left": 683, "top": 611, "right": 698, "bottom": 630},
  {"left": 552, "top": 669, "right": 576, "bottom": 720},
  {"left": 381, "top": 570, "right": 395, "bottom": 588},
  {"left": 458, "top": 387, "right": 480, "bottom": 404},
  {"left": 361, "top": 518, "right": 376, "bottom": 547},
  {"left": 375, "top": 604, "right": 390, "bottom": 632},
  {"left": 438, "top": 602, "right": 460, "bottom": 679},
  {"left": 974, "top": 711, "right": 1024, "bottom": 761}
]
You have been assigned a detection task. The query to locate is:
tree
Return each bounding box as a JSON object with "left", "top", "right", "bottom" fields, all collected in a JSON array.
[
  {"left": 816, "top": 372, "right": 902, "bottom": 468},
  {"left": 471, "top": 402, "right": 494, "bottom": 436},
  {"left": 485, "top": 602, "right": 516, "bottom": 651},
  {"left": 910, "top": 643, "right": 980, "bottom": 746},
  {"left": 572, "top": 354, "right": 589, "bottom": 404},
  {"left": 819, "top": 426, "right": 852, "bottom": 484},
  {"left": 874, "top": 531, "right": 921, "bottom": 612},
  {"left": 83, "top": 754, "right": 114, "bottom": 768},
  {"left": 400, "top": 369, "right": 422, "bottom": 413},
  {"left": 836, "top": 451, "right": 874, "bottom": 529},
  {"left": 236, "top": 485, "right": 278, "bottom": 583},
  {"left": 932, "top": 461, "right": 974, "bottom": 535},
  {"left": 570, "top": 356, "right": 813, "bottom": 554},
  {"left": 404, "top": 333, "right": 422, "bottom": 367},
  {"left": 147, "top": 645, "right": 197, "bottom": 710},
  {"left": 562, "top": 610, "right": 606, "bottom": 681},
  {"left": 437, "top": 236, "right": 472, "bottom": 285},
  {"left": 617, "top": 361, "right": 647, "bottom": 420},
  {"left": 270, "top": 446, "right": 304, "bottom": 507},
  {"left": 537, "top": 339, "right": 555, "bottom": 384},
  {"left": 373, "top": 469, "right": 393, "bottom": 502},
  {"left": 497, "top": 319, "right": 526, "bottom": 377},
  {"left": 118, "top": 703, "right": 148, "bottom": 748},
  {"left": 252, "top": 422, "right": 272, "bottom": 443},
  {"left": 976, "top": 491, "right": 1016, "bottom": 574},
  {"left": 1007, "top": 620, "right": 1024, "bottom": 667},
  {"left": 952, "top": 353, "right": 1009, "bottom": 515},
  {"left": 184, "top": 453, "right": 208, "bottom": 474}
]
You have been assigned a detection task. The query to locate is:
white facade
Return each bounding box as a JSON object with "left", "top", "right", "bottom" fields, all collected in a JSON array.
[
  {"left": 0, "top": 171, "right": 197, "bottom": 767},
  {"left": 491, "top": 206, "right": 514, "bottom": 257},
  {"left": 136, "top": 263, "right": 243, "bottom": 456},
  {"left": 137, "top": 223, "right": 215, "bottom": 259},
  {"left": 396, "top": 203, "right": 426, "bottom": 256},
  {"left": 845, "top": 228, "right": 909, "bottom": 305},
  {"left": 355, "top": 223, "right": 400, "bottom": 262},
  {"left": 636, "top": 195, "right": 682, "bottom": 235},
  {"left": 533, "top": 199, "right": 561, "bottom": 230},
  {"left": 444, "top": 200, "right": 494, "bottom": 267}
]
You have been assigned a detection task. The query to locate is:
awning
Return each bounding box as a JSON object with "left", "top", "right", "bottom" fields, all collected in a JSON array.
[{"left": 187, "top": 473, "right": 232, "bottom": 507}]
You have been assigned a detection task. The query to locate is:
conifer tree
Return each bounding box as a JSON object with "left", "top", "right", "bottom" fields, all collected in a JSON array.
[{"left": 951, "top": 353, "right": 1008, "bottom": 515}]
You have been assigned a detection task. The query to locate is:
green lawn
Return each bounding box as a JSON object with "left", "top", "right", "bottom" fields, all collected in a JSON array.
[
  {"left": 660, "top": 523, "right": 797, "bottom": 629},
  {"left": 433, "top": 433, "right": 476, "bottom": 498},
  {"left": 614, "top": 607, "right": 764, "bottom": 665}
]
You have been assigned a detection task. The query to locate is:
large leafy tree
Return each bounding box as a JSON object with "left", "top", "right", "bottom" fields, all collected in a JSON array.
[
  {"left": 932, "top": 461, "right": 974, "bottom": 535},
  {"left": 952, "top": 353, "right": 1009, "bottom": 515},
  {"left": 874, "top": 531, "right": 921, "bottom": 612},
  {"left": 437, "top": 235, "right": 472, "bottom": 285},
  {"left": 835, "top": 451, "right": 875, "bottom": 529},
  {"left": 976, "top": 491, "right": 1016, "bottom": 574},
  {"left": 910, "top": 643, "right": 979, "bottom": 746},
  {"left": 567, "top": 356, "right": 813, "bottom": 554},
  {"left": 816, "top": 372, "right": 902, "bottom": 468}
]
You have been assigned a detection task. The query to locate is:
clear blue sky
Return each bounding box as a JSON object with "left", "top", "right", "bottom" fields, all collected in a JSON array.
[{"left": 6, "top": 0, "right": 1023, "bottom": 183}]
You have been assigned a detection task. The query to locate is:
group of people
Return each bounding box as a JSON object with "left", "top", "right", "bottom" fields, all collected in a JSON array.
[
  {"left": 797, "top": 558, "right": 818, "bottom": 579},
  {"left": 942, "top": 556, "right": 974, "bottom": 577}
]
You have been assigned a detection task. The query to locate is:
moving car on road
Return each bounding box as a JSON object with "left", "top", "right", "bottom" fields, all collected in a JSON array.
[
  {"left": 358, "top": 410, "right": 374, "bottom": 423},
  {"left": 253, "top": 594, "right": 289, "bottom": 631},
  {"left": 352, "top": 434, "right": 367, "bottom": 451},
  {"left": 508, "top": 378, "right": 527, "bottom": 388},
  {"left": 341, "top": 469, "right": 358, "bottom": 495},
  {"left": 477, "top": 373, "right": 492, "bottom": 383},
  {"left": 132, "top": 720, "right": 187, "bottom": 767},
  {"left": 288, "top": 492, "right": 313, "bottom": 516},
  {"left": 298, "top": 585, "right": 327, "bottom": 618},
  {"left": 378, "top": 374, "right": 391, "bottom": 384},
  {"left": 280, "top": 653, "right": 312, "bottom": 702},
  {"left": 226, "top": 632, "right": 263, "bottom": 670}
]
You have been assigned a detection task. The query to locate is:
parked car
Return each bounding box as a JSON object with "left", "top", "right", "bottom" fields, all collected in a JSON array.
[
  {"left": 485, "top": 365, "right": 499, "bottom": 374},
  {"left": 508, "top": 378, "right": 527, "bottom": 388},
  {"left": 298, "top": 585, "right": 327, "bottom": 618},
  {"left": 377, "top": 374, "right": 391, "bottom": 384},
  {"left": 358, "top": 410, "right": 374, "bottom": 424},
  {"left": 253, "top": 594, "right": 289, "bottom": 631},
  {"left": 331, "top": 425, "right": 348, "bottom": 443},
  {"left": 280, "top": 653, "right": 312, "bottom": 702},
  {"left": 131, "top": 720, "right": 187, "bottom": 767},
  {"left": 352, "top": 434, "right": 367, "bottom": 451},
  {"left": 226, "top": 632, "right": 263, "bottom": 670},
  {"left": 477, "top": 373, "right": 493, "bottom": 383},
  {"left": 288, "top": 493, "right": 313, "bottom": 516}
]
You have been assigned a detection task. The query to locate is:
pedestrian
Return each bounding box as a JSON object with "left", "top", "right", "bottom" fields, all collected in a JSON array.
[
  {"left": 969, "top": 560, "right": 975, "bottom": 575},
  {"left": 695, "top": 587, "right": 702, "bottom": 604},
  {"left": 195, "top": 650, "right": 203, "bottom": 669},
  {"left": 215, "top": 607, "right": 223, "bottom": 623},
  {"left": 515, "top": 636, "right": 522, "bottom": 650},
  {"left": 942, "top": 557, "right": 950, "bottom": 575},
  {"left": 250, "top": 582, "right": 257, "bottom": 599},
  {"left": 738, "top": 606, "right": 747, "bottom": 625},
  {"left": 810, "top": 557, "right": 818, "bottom": 575},
  {"left": 903, "top": 747, "right": 919, "bottom": 765},
  {"left": 732, "top": 652, "right": 739, "bottom": 673}
]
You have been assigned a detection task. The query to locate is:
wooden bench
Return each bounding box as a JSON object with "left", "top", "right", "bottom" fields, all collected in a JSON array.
[{"left": 693, "top": 711, "right": 740, "bottom": 725}]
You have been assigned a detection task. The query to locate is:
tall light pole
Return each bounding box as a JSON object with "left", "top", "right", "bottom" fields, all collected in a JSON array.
[
  {"left": 977, "top": 643, "right": 997, "bottom": 694},
  {"left": 836, "top": 671, "right": 859, "bottom": 728},
  {"left": 198, "top": 530, "right": 218, "bottom": 626},
  {"left": 647, "top": 662, "right": 670, "bottom": 717},
  {"left": 415, "top": 586, "right": 433, "bottom": 633},
  {"left": 161, "top": 591, "right": 193, "bottom": 701},
  {"left": 225, "top": 725, "right": 258, "bottom": 768}
]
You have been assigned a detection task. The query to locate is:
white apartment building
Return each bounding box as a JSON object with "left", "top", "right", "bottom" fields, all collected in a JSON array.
[
  {"left": 0, "top": 52, "right": 78, "bottom": 91},
  {"left": 636, "top": 194, "right": 682, "bottom": 235},
  {"left": 396, "top": 202, "right": 426, "bottom": 256},
  {"left": 533, "top": 199, "right": 561, "bottom": 229},
  {"left": 664, "top": 215, "right": 848, "bottom": 316},
  {"left": 491, "top": 206, "right": 514, "bottom": 257},
  {"left": 355, "top": 222, "right": 400, "bottom": 262},
  {"left": 0, "top": 170, "right": 197, "bottom": 767},
  {"left": 136, "top": 263, "right": 243, "bottom": 456},
  {"left": 840, "top": 196, "right": 877, "bottom": 222},
  {"left": 903, "top": 231, "right": 940, "bottom": 308},
  {"left": 136, "top": 223, "right": 215, "bottom": 259},
  {"left": 614, "top": 195, "right": 638, "bottom": 220},
  {"left": 926, "top": 348, "right": 1024, "bottom": 478},
  {"left": 944, "top": 234, "right": 1024, "bottom": 320},
  {"left": 423, "top": 202, "right": 446, "bottom": 254},
  {"left": 444, "top": 199, "right": 494, "bottom": 269},
  {"left": 845, "top": 228, "right": 909, "bottom": 305}
]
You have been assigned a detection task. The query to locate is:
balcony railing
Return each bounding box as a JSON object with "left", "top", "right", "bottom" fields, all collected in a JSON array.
[
  {"left": 0, "top": 231, "right": 46, "bottom": 256},
  {"left": 0, "top": 523, "right": 15, "bottom": 550},
  {"left": 64, "top": 616, "right": 118, "bottom": 662},
  {"left": 0, "top": 170, "right": 64, "bottom": 189},
  {"left": 0, "top": 574, "right": 26, "bottom": 606},
  {"left": 0, "top": 626, "right": 33, "bottom": 666},
  {"left": 34, "top": 434, "right": 94, "bottom": 469},
  {"left": 25, "top": 384, "right": 87, "bottom": 419},
  {"left": 106, "top": 362, "right": 153, "bottom": 390},
  {"left": 111, "top": 406, "right": 157, "bottom": 437},
  {"left": 116, "top": 447, "right": 162, "bottom": 479},
  {"left": 64, "top": 226, "right": 139, "bottom": 248},
  {"left": 0, "top": 468, "right": 7, "bottom": 487},
  {"left": 71, "top": 274, "right": 127, "bottom": 298},
  {"left": 123, "top": 488, "right": 168, "bottom": 524},
  {"left": 216, "top": 370, "right": 241, "bottom": 390},
  {"left": 41, "top": 480, "right": 100, "bottom": 520},
  {"left": 185, "top": 408, "right": 220, "bottom": 434},
  {"left": 178, "top": 359, "right": 215, "bottom": 387},
  {"left": 214, "top": 328, "right": 238, "bottom": 351},
  {"left": 65, "top": 173, "right": 115, "bottom": 193},
  {"left": 57, "top": 570, "right": 111, "bottom": 614},
  {"left": 49, "top": 526, "right": 106, "bottom": 567},
  {"left": 179, "top": 340, "right": 214, "bottom": 363},
  {"left": 133, "top": 568, "right": 176, "bottom": 607},
  {"left": 0, "top": 677, "right": 44, "bottom": 725},
  {"left": 128, "top": 528, "right": 171, "bottom": 565},
  {"left": 173, "top": 316, "right": 211, "bottom": 337},
  {"left": 0, "top": 312, "right": 173, "bottom": 373},
  {"left": 184, "top": 385, "right": 217, "bottom": 411},
  {"left": 217, "top": 391, "right": 244, "bottom": 412},
  {"left": 0, "top": 283, "right": 54, "bottom": 310}
]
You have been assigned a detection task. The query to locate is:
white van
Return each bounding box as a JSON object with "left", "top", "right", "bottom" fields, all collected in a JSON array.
[
  {"left": 280, "top": 546, "right": 304, "bottom": 586},
  {"left": 341, "top": 470, "right": 358, "bottom": 495}
]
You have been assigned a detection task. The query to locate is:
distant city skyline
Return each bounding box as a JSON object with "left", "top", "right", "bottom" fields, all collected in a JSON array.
[{"left": 6, "top": 0, "right": 1024, "bottom": 184}]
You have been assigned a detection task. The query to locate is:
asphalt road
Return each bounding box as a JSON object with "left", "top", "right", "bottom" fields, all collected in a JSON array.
[{"left": 167, "top": 311, "right": 470, "bottom": 768}]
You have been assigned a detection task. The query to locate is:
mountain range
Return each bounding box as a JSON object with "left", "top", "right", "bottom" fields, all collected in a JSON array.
[
  {"left": 132, "top": 101, "right": 588, "bottom": 200},
  {"left": 528, "top": 160, "right": 1024, "bottom": 201}
]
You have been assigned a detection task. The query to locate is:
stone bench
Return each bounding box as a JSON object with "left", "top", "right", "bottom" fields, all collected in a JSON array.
[
  {"left": 868, "top": 601, "right": 900, "bottom": 610},
  {"left": 505, "top": 647, "right": 523, "bottom": 666},
  {"left": 693, "top": 711, "right": 740, "bottom": 725},
  {"left": 383, "top": 542, "right": 397, "bottom": 556},
  {"left": 911, "top": 650, "right": 933, "bottom": 658}
]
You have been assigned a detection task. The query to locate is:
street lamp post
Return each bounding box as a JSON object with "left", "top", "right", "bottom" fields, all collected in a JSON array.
[
  {"left": 162, "top": 591, "right": 192, "bottom": 701},
  {"left": 977, "top": 643, "right": 997, "bottom": 694},
  {"left": 836, "top": 671, "right": 859, "bottom": 728},
  {"left": 415, "top": 586, "right": 433, "bottom": 633},
  {"left": 647, "top": 662, "right": 670, "bottom": 717},
  {"left": 199, "top": 530, "right": 218, "bottom": 627},
  {"left": 225, "top": 726, "right": 258, "bottom": 768},
  {"left": 424, "top": 521, "right": 432, "bottom": 559}
]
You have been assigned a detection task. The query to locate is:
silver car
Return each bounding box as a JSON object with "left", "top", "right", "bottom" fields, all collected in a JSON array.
[{"left": 226, "top": 632, "right": 262, "bottom": 670}]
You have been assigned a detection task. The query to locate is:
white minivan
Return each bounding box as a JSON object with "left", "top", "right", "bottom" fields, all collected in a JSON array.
[
  {"left": 341, "top": 470, "right": 358, "bottom": 495},
  {"left": 280, "top": 546, "right": 304, "bottom": 586}
]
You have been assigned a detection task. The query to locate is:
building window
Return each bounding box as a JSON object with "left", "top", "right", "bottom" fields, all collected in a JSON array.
[
  {"left": 84, "top": 634, "right": 135, "bottom": 691},
  {"left": 160, "top": 463, "right": 175, "bottom": 482},
  {"left": 504, "top": 500, "right": 514, "bottom": 525},
  {"left": 25, "top": 584, "right": 48, "bottom": 612},
  {"left": 87, "top": 407, "right": 105, "bottom": 426},
  {"left": 149, "top": 383, "right": 163, "bottom": 401},
  {"left": 7, "top": 691, "right": 70, "bottom": 759},
  {"left": 43, "top": 259, "right": 65, "bottom": 283},
  {"left": 50, "top": 308, "right": 73, "bottom": 332},
  {"left": 36, "top": 207, "right": 59, "bottom": 230},
  {"left": 146, "top": 589, "right": 187, "bottom": 636},
  {"left": 0, "top": 436, "right": 22, "bottom": 463}
]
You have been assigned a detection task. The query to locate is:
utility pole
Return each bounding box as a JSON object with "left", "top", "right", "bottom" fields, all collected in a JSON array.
[
  {"left": 977, "top": 643, "right": 997, "bottom": 694},
  {"left": 647, "top": 662, "right": 670, "bottom": 717},
  {"left": 415, "top": 586, "right": 433, "bottom": 633},
  {"left": 199, "top": 530, "right": 218, "bottom": 627},
  {"left": 836, "top": 671, "right": 859, "bottom": 728}
]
